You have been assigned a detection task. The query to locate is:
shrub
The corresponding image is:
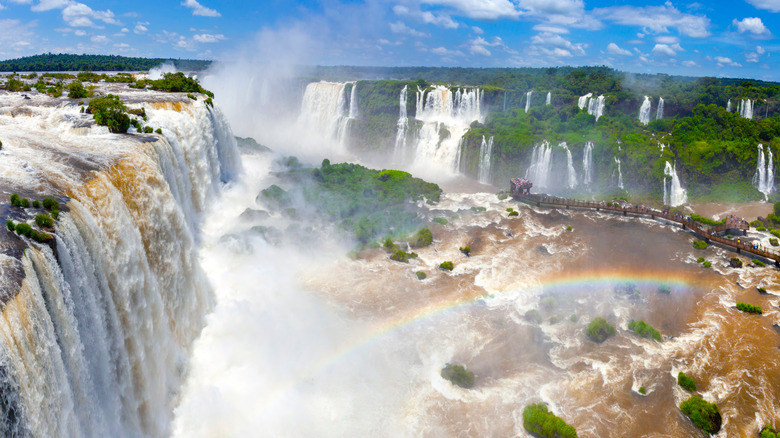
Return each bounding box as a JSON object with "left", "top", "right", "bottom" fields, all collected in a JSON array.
[
  {"left": 522, "top": 403, "right": 577, "bottom": 438},
  {"left": 67, "top": 80, "right": 88, "bottom": 99},
  {"left": 753, "top": 258, "right": 766, "bottom": 267},
  {"left": 258, "top": 184, "right": 290, "bottom": 208},
  {"left": 143, "top": 126, "right": 153, "bottom": 134},
  {"left": 409, "top": 227, "right": 433, "bottom": 248},
  {"left": 731, "top": 257, "right": 743, "bottom": 268},
  {"left": 678, "top": 372, "right": 697, "bottom": 392},
  {"left": 471, "top": 206, "right": 486, "bottom": 212},
  {"left": 6, "top": 220, "right": 14, "bottom": 232},
  {"left": 751, "top": 219, "right": 763, "bottom": 227},
  {"left": 497, "top": 192, "right": 508, "bottom": 200},
  {"left": 762, "top": 425, "right": 779, "bottom": 438},
  {"left": 155, "top": 128, "right": 162, "bottom": 134},
  {"left": 680, "top": 395, "right": 721, "bottom": 435},
  {"left": 658, "top": 284, "right": 671, "bottom": 295},
  {"left": 416, "top": 271, "right": 426, "bottom": 280},
  {"left": 586, "top": 317, "right": 616, "bottom": 343},
  {"left": 13, "top": 222, "right": 32, "bottom": 238},
  {"left": 692, "top": 240, "right": 708, "bottom": 250},
  {"left": 30, "top": 230, "right": 53, "bottom": 243},
  {"left": 34, "top": 214, "right": 53, "bottom": 228},
  {"left": 32, "top": 200, "right": 40, "bottom": 208},
  {"left": 441, "top": 364, "right": 474, "bottom": 389},
  {"left": 506, "top": 207, "right": 514, "bottom": 212},
  {"left": 703, "top": 261, "right": 711, "bottom": 268},
  {"left": 51, "top": 210, "right": 59, "bottom": 220},
  {"left": 390, "top": 249, "right": 417, "bottom": 263},
  {"left": 509, "top": 211, "right": 519, "bottom": 217},
  {"left": 570, "top": 314, "right": 578, "bottom": 323},
  {"left": 759, "top": 287, "right": 768, "bottom": 294},
  {"left": 10, "top": 193, "right": 20, "bottom": 207},
  {"left": 149, "top": 72, "right": 212, "bottom": 95},
  {"left": 439, "top": 261, "right": 454, "bottom": 271},
  {"left": 736, "top": 302, "right": 763, "bottom": 314},
  {"left": 758, "top": 226, "right": 767, "bottom": 231},
  {"left": 88, "top": 94, "right": 130, "bottom": 133},
  {"left": 459, "top": 246, "right": 470, "bottom": 256},
  {"left": 525, "top": 309, "right": 542, "bottom": 324},
  {"left": 772, "top": 229, "right": 780, "bottom": 239},
  {"left": 433, "top": 217, "right": 448, "bottom": 225},
  {"left": 566, "top": 225, "right": 572, "bottom": 231},
  {"left": 638, "top": 386, "right": 646, "bottom": 395},
  {"left": 628, "top": 320, "right": 661, "bottom": 341},
  {"left": 382, "top": 237, "right": 397, "bottom": 252},
  {"left": 20, "top": 198, "right": 29, "bottom": 208},
  {"left": 696, "top": 257, "right": 704, "bottom": 263},
  {"left": 541, "top": 296, "right": 558, "bottom": 309},
  {"left": 771, "top": 238, "right": 779, "bottom": 246},
  {"left": 187, "top": 93, "right": 196, "bottom": 100}
]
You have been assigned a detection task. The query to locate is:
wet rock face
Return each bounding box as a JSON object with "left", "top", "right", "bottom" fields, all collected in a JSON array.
[{"left": 730, "top": 257, "right": 744, "bottom": 268}]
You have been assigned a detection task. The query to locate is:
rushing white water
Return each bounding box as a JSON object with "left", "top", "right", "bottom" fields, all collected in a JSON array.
[
  {"left": 656, "top": 97, "right": 664, "bottom": 120},
  {"left": 348, "top": 82, "right": 358, "bottom": 119},
  {"left": 561, "top": 142, "right": 578, "bottom": 189},
  {"left": 577, "top": 93, "right": 592, "bottom": 110},
  {"left": 393, "top": 85, "right": 409, "bottom": 160},
  {"left": 0, "top": 93, "right": 239, "bottom": 437},
  {"left": 588, "top": 95, "right": 605, "bottom": 121},
  {"left": 663, "top": 161, "right": 687, "bottom": 206},
  {"left": 298, "top": 81, "right": 355, "bottom": 152},
  {"left": 525, "top": 91, "right": 532, "bottom": 113},
  {"left": 410, "top": 85, "right": 483, "bottom": 173},
  {"left": 727, "top": 99, "right": 732, "bottom": 112},
  {"left": 582, "top": 141, "right": 593, "bottom": 186},
  {"left": 525, "top": 140, "right": 554, "bottom": 189},
  {"left": 740, "top": 99, "right": 754, "bottom": 119},
  {"left": 614, "top": 157, "right": 624, "bottom": 189},
  {"left": 477, "top": 135, "right": 494, "bottom": 184},
  {"left": 546, "top": 92, "right": 551, "bottom": 105},
  {"left": 638, "top": 96, "right": 651, "bottom": 125},
  {"left": 754, "top": 143, "right": 774, "bottom": 199}
]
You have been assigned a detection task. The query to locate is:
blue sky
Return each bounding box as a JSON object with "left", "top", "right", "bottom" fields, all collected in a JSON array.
[{"left": 1, "top": 0, "right": 780, "bottom": 80}]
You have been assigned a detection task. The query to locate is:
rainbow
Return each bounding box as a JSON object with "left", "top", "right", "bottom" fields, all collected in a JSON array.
[{"left": 259, "top": 267, "right": 703, "bottom": 411}]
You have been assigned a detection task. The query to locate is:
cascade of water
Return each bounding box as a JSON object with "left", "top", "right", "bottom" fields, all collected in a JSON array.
[
  {"left": 411, "top": 85, "right": 483, "bottom": 172},
  {"left": 546, "top": 92, "right": 551, "bottom": 105},
  {"left": 299, "top": 81, "right": 351, "bottom": 149},
  {"left": 754, "top": 143, "right": 775, "bottom": 199},
  {"left": 741, "top": 99, "right": 754, "bottom": 119},
  {"left": 503, "top": 91, "right": 507, "bottom": 111},
  {"left": 614, "top": 157, "right": 624, "bottom": 189},
  {"left": 477, "top": 135, "right": 494, "bottom": 184},
  {"left": 587, "top": 95, "right": 605, "bottom": 121},
  {"left": 656, "top": 97, "right": 664, "bottom": 120},
  {"left": 727, "top": 99, "right": 732, "bottom": 112},
  {"left": 583, "top": 141, "right": 593, "bottom": 186},
  {"left": 525, "top": 91, "right": 532, "bottom": 113},
  {"left": 638, "top": 96, "right": 651, "bottom": 125},
  {"left": 561, "top": 142, "right": 578, "bottom": 189},
  {"left": 348, "top": 82, "right": 358, "bottom": 119},
  {"left": 525, "top": 140, "right": 554, "bottom": 189},
  {"left": 578, "top": 93, "right": 593, "bottom": 110},
  {"left": 663, "top": 161, "right": 687, "bottom": 206},
  {"left": 393, "top": 85, "right": 409, "bottom": 160}
]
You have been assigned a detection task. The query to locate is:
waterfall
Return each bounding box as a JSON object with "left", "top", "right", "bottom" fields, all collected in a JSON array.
[
  {"left": 559, "top": 142, "right": 577, "bottom": 189},
  {"left": 525, "top": 91, "right": 532, "bottom": 113},
  {"left": 578, "top": 93, "right": 592, "bottom": 110},
  {"left": 477, "top": 135, "right": 494, "bottom": 184},
  {"left": 411, "top": 85, "right": 483, "bottom": 172},
  {"left": 546, "top": 92, "right": 551, "bottom": 105},
  {"left": 525, "top": 140, "right": 554, "bottom": 189},
  {"left": 727, "top": 99, "right": 732, "bottom": 112},
  {"left": 656, "top": 97, "right": 664, "bottom": 120},
  {"left": 588, "top": 95, "right": 605, "bottom": 121},
  {"left": 298, "top": 81, "right": 353, "bottom": 150},
  {"left": 503, "top": 91, "right": 507, "bottom": 111},
  {"left": 614, "top": 157, "right": 624, "bottom": 189},
  {"left": 754, "top": 143, "right": 775, "bottom": 199},
  {"left": 741, "top": 99, "right": 754, "bottom": 119},
  {"left": 348, "top": 82, "right": 358, "bottom": 119},
  {"left": 0, "top": 97, "right": 239, "bottom": 436},
  {"left": 583, "top": 141, "right": 593, "bottom": 186},
  {"left": 639, "top": 96, "right": 651, "bottom": 125},
  {"left": 393, "top": 85, "right": 409, "bottom": 160},
  {"left": 663, "top": 161, "right": 687, "bottom": 206}
]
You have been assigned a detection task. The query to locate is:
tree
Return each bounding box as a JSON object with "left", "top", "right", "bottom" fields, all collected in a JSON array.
[
  {"left": 67, "top": 80, "right": 88, "bottom": 99},
  {"left": 87, "top": 94, "right": 130, "bottom": 133}
]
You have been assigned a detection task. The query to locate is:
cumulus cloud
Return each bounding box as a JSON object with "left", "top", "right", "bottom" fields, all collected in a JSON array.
[
  {"left": 746, "top": 52, "right": 759, "bottom": 63},
  {"left": 745, "top": 0, "right": 780, "bottom": 12},
  {"left": 682, "top": 60, "right": 697, "bottom": 67},
  {"left": 467, "top": 36, "right": 507, "bottom": 56},
  {"left": 531, "top": 31, "right": 586, "bottom": 57},
  {"left": 431, "top": 46, "right": 464, "bottom": 56},
  {"left": 652, "top": 43, "right": 683, "bottom": 56},
  {"left": 757, "top": 45, "right": 766, "bottom": 54},
  {"left": 89, "top": 34, "right": 108, "bottom": 43},
  {"left": 420, "top": 0, "right": 520, "bottom": 19},
  {"left": 594, "top": 1, "right": 710, "bottom": 37},
  {"left": 193, "top": 33, "right": 226, "bottom": 43},
  {"left": 134, "top": 22, "right": 148, "bottom": 34},
  {"left": 654, "top": 35, "right": 679, "bottom": 44},
  {"left": 472, "top": 26, "right": 483, "bottom": 34},
  {"left": 533, "top": 24, "right": 569, "bottom": 33},
  {"left": 389, "top": 21, "right": 429, "bottom": 37},
  {"left": 393, "top": 5, "right": 459, "bottom": 28},
  {"left": 733, "top": 17, "right": 770, "bottom": 36},
  {"left": 714, "top": 56, "right": 741, "bottom": 67},
  {"left": 30, "top": 0, "right": 119, "bottom": 28},
  {"left": 181, "top": 0, "right": 220, "bottom": 17},
  {"left": 606, "top": 42, "right": 631, "bottom": 55}
]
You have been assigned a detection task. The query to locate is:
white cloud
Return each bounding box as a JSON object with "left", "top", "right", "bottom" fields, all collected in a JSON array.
[
  {"left": 420, "top": 0, "right": 520, "bottom": 19},
  {"left": 89, "top": 34, "right": 108, "bottom": 43},
  {"left": 431, "top": 46, "right": 463, "bottom": 56},
  {"left": 31, "top": 1, "right": 120, "bottom": 28},
  {"left": 652, "top": 43, "right": 683, "bottom": 56},
  {"left": 74, "top": 29, "right": 85, "bottom": 36},
  {"left": 714, "top": 56, "right": 741, "bottom": 67},
  {"left": 594, "top": 1, "right": 710, "bottom": 38},
  {"left": 606, "top": 42, "right": 631, "bottom": 55},
  {"left": 682, "top": 60, "right": 697, "bottom": 67},
  {"left": 181, "top": 0, "right": 220, "bottom": 17},
  {"left": 472, "top": 26, "right": 483, "bottom": 34},
  {"left": 31, "top": 0, "right": 68, "bottom": 11},
  {"left": 533, "top": 24, "right": 569, "bottom": 33},
  {"left": 389, "top": 21, "right": 429, "bottom": 37},
  {"left": 530, "top": 31, "right": 586, "bottom": 56},
  {"left": 133, "top": 22, "right": 148, "bottom": 34},
  {"left": 745, "top": 0, "right": 780, "bottom": 12},
  {"left": 747, "top": 52, "right": 759, "bottom": 62},
  {"left": 0, "top": 19, "right": 37, "bottom": 56},
  {"left": 193, "top": 33, "right": 225, "bottom": 43},
  {"left": 757, "top": 45, "right": 766, "bottom": 54},
  {"left": 654, "top": 35, "right": 679, "bottom": 44},
  {"left": 467, "top": 36, "right": 507, "bottom": 56},
  {"left": 394, "top": 5, "right": 459, "bottom": 28},
  {"left": 733, "top": 17, "right": 770, "bottom": 35},
  {"left": 120, "top": 27, "right": 128, "bottom": 33}
]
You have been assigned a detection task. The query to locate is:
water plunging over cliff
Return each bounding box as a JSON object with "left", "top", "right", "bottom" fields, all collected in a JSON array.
[
  {"left": 740, "top": 99, "right": 754, "bottom": 119},
  {"left": 638, "top": 96, "right": 651, "bottom": 125},
  {"left": 393, "top": 85, "right": 409, "bottom": 160},
  {"left": 577, "top": 93, "right": 592, "bottom": 110},
  {"left": 477, "top": 135, "right": 494, "bottom": 184},
  {"left": 656, "top": 97, "right": 664, "bottom": 120},
  {"left": 525, "top": 91, "right": 532, "bottom": 113},
  {"left": 582, "top": 141, "right": 593, "bottom": 186},
  {"left": 298, "top": 81, "right": 358, "bottom": 152},
  {"left": 561, "top": 142, "right": 578, "bottom": 189},
  {"left": 727, "top": 99, "right": 732, "bottom": 112},
  {"left": 754, "top": 143, "right": 774, "bottom": 199},
  {"left": 546, "top": 92, "right": 551, "bottom": 105},
  {"left": 663, "top": 161, "right": 687, "bottom": 206},
  {"left": 614, "top": 157, "right": 624, "bottom": 189},
  {"left": 525, "top": 141, "right": 554, "bottom": 190}
]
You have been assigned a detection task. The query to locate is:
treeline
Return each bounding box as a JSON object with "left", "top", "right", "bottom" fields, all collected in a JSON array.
[{"left": 0, "top": 53, "right": 211, "bottom": 72}]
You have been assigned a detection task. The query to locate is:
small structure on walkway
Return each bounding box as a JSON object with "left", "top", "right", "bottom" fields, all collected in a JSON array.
[{"left": 510, "top": 178, "right": 533, "bottom": 196}]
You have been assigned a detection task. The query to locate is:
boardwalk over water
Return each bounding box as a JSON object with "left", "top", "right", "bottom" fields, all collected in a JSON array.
[{"left": 514, "top": 192, "right": 780, "bottom": 267}]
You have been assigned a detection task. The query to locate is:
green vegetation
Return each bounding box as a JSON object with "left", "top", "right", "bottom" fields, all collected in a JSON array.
[
  {"left": 67, "top": 81, "right": 88, "bottom": 99},
  {"left": 34, "top": 214, "right": 53, "bottom": 228},
  {"left": 459, "top": 246, "right": 471, "bottom": 256},
  {"left": 696, "top": 257, "right": 705, "bottom": 263},
  {"left": 586, "top": 317, "right": 616, "bottom": 343},
  {"left": 690, "top": 214, "right": 725, "bottom": 227},
  {"left": 570, "top": 314, "right": 578, "bottom": 323},
  {"left": 759, "top": 287, "right": 768, "bottom": 293},
  {"left": 541, "top": 296, "right": 558, "bottom": 309},
  {"left": 731, "top": 257, "right": 744, "bottom": 268},
  {"left": 0, "top": 53, "right": 210, "bottom": 72},
  {"left": 678, "top": 372, "right": 697, "bottom": 392},
  {"left": 409, "top": 228, "right": 433, "bottom": 248},
  {"left": 11, "top": 222, "right": 53, "bottom": 243},
  {"left": 627, "top": 320, "right": 661, "bottom": 342},
  {"left": 525, "top": 309, "right": 542, "bottom": 324},
  {"left": 32, "top": 200, "right": 39, "bottom": 208},
  {"left": 758, "top": 226, "right": 767, "bottom": 231},
  {"left": 770, "top": 238, "right": 779, "bottom": 246},
  {"left": 20, "top": 198, "right": 29, "bottom": 208},
  {"left": 441, "top": 364, "right": 474, "bottom": 389},
  {"left": 762, "top": 425, "right": 779, "bottom": 438},
  {"left": 439, "top": 261, "right": 454, "bottom": 271},
  {"left": 703, "top": 261, "right": 712, "bottom": 268},
  {"left": 258, "top": 185, "right": 291, "bottom": 209},
  {"left": 692, "top": 240, "right": 708, "bottom": 250},
  {"left": 522, "top": 403, "right": 577, "bottom": 438},
  {"left": 87, "top": 94, "right": 130, "bottom": 133},
  {"left": 6, "top": 220, "right": 14, "bottom": 232},
  {"left": 680, "top": 395, "right": 721, "bottom": 435},
  {"left": 753, "top": 258, "right": 766, "bottom": 267},
  {"left": 736, "top": 302, "right": 763, "bottom": 314},
  {"left": 416, "top": 271, "right": 426, "bottom": 280},
  {"left": 638, "top": 386, "right": 646, "bottom": 395},
  {"left": 51, "top": 210, "right": 59, "bottom": 220},
  {"left": 146, "top": 72, "right": 214, "bottom": 97},
  {"left": 390, "top": 249, "right": 418, "bottom": 263},
  {"left": 566, "top": 225, "right": 573, "bottom": 231},
  {"left": 433, "top": 217, "right": 448, "bottom": 225},
  {"left": 10, "top": 193, "right": 20, "bottom": 207},
  {"left": 509, "top": 210, "right": 519, "bottom": 217},
  {"left": 658, "top": 284, "right": 671, "bottom": 295}
]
